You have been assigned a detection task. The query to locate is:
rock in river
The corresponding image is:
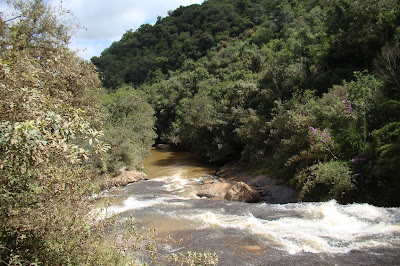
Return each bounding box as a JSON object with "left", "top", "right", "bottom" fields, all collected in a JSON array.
[
  {"left": 216, "top": 161, "right": 298, "bottom": 204},
  {"left": 196, "top": 181, "right": 233, "bottom": 199},
  {"left": 224, "top": 182, "right": 261, "bottom": 203},
  {"left": 156, "top": 144, "right": 171, "bottom": 150},
  {"left": 197, "top": 180, "right": 260, "bottom": 203},
  {"left": 107, "top": 170, "right": 148, "bottom": 187}
]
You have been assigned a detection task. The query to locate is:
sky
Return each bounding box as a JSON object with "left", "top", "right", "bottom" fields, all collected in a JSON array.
[
  {"left": 57, "top": 0, "right": 205, "bottom": 60},
  {"left": 1, "top": 0, "right": 204, "bottom": 60}
]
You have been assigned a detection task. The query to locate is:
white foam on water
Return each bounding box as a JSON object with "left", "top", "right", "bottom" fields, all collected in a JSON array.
[
  {"left": 152, "top": 171, "right": 194, "bottom": 192},
  {"left": 154, "top": 172, "right": 190, "bottom": 193},
  {"left": 95, "top": 195, "right": 189, "bottom": 220},
  {"left": 93, "top": 173, "right": 214, "bottom": 221},
  {"left": 181, "top": 200, "right": 400, "bottom": 254},
  {"left": 153, "top": 173, "right": 214, "bottom": 198}
]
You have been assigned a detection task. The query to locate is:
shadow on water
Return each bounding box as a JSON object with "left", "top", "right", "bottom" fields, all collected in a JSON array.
[
  {"left": 144, "top": 148, "right": 217, "bottom": 179},
  {"left": 146, "top": 149, "right": 209, "bottom": 166}
]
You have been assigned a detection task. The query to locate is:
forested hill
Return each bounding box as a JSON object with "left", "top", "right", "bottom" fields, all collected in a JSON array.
[
  {"left": 92, "top": 0, "right": 398, "bottom": 91},
  {"left": 92, "top": 0, "right": 400, "bottom": 206},
  {"left": 92, "top": 0, "right": 278, "bottom": 88}
]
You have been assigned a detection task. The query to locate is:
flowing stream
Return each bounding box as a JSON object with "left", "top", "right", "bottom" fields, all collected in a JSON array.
[{"left": 100, "top": 148, "right": 400, "bottom": 265}]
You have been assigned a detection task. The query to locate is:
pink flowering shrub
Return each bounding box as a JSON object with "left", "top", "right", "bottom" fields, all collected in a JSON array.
[
  {"left": 310, "top": 127, "right": 332, "bottom": 144},
  {"left": 339, "top": 95, "right": 356, "bottom": 119}
]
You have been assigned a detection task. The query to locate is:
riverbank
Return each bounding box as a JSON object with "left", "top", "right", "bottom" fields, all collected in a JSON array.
[{"left": 215, "top": 161, "right": 298, "bottom": 204}]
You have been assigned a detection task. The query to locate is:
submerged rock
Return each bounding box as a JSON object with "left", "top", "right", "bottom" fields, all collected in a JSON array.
[{"left": 107, "top": 170, "right": 148, "bottom": 187}]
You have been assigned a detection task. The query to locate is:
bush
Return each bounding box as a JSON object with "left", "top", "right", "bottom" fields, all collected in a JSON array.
[
  {"left": 0, "top": 1, "right": 124, "bottom": 264},
  {"left": 293, "top": 160, "right": 354, "bottom": 203}
]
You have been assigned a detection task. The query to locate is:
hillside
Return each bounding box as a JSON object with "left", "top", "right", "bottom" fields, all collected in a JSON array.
[{"left": 92, "top": 0, "right": 400, "bottom": 206}]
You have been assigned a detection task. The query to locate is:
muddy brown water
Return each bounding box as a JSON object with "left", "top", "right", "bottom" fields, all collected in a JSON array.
[{"left": 98, "top": 148, "right": 400, "bottom": 265}]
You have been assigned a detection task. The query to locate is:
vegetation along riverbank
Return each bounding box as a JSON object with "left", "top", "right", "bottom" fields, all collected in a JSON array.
[
  {"left": 1, "top": 0, "right": 400, "bottom": 264},
  {"left": 93, "top": 0, "right": 400, "bottom": 207}
]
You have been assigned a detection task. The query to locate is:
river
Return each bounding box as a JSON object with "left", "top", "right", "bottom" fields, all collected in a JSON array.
[{"left": 99, "top": 148, "right": 400, "bottom": 265}]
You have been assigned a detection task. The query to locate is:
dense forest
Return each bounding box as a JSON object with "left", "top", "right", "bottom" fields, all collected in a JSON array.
[
  {"left": 0, "top": 1, "right": 129, "bottom": 264},
  {"left": 0, "top": 1, "right": 213, "bottom": 265},
  {"left": 1, "top": 0, "right": 400, "bottom": 264},
  {"left": 93, "top": 0, "right": 400, "bottom": 206}
]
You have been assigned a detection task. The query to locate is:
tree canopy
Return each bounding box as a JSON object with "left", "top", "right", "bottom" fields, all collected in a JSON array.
[
  {"left": 93, "top": 0, "right": 400, "bottom": 206},
  {"left": 1, "top": 0, "right": 400, "bottom": 264},
  {"left": 0, "top": 0, "right": 154, "bottom": 264}
]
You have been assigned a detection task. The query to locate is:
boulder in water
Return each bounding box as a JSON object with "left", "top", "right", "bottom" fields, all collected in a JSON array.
[
  {"left": 224, "top": 182, "right": 261, "bottom": 203},
  {"left": 197, "top": 181, "right": 260, "bottom": 203},
  {"left": 108, "top": 170, "right": 148, "bottom": 187},
  {"left": 156, "top": 144, "right": 171, "bottom": 150},
  {"left": 196, "top": 182, "right": 233, "bottom": 199},
  {"left": 215, "top": 161, "right": 298, "bottom": 203}
]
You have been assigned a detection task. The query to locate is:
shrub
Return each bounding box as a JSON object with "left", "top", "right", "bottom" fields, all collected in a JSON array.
[
  {"left": 0, "top": 2, "right": 215, "bottom": 264},
  {"left": 293, "top": 160, "right": 354, "bottom": 203},
  {"left": 0, "top": 1, "right": 122, "bottom": 264}
]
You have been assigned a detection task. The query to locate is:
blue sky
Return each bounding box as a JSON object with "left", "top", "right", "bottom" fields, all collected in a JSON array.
[{"left": 57, "top": 0, "right": 205, "bottom": 60}]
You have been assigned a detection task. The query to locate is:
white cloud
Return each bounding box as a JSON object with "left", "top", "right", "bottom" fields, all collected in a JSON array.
[{"left": 51, "top": 0, "right": 204, "bottom": 60}]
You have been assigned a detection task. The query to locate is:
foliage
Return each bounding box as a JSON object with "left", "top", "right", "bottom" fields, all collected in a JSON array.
[
  {"left": 0, "top": 1, "right": 218, "bottom": 265},
  {"left": 92, "top": 0, "right": 280, "bottom": 89},
  {"left": 174, "top": 94, "right": 242, "bottom": 162},
  {"left": 102, "top": 86, "right": 157, "bottom": 173},
  {"left": 165, "top": 250, "right": 218, "bottom": 266},
  {"left": 374, "top": 42, "right": 400, "bottom": 98},
  {"left": 92, "top": 0, "right": 400, "bottom": 206},
  {"left": 372, "top": 122, "right": 400, "bottom": 205},
  {"left": 0, "top": 1, "right": 139, "bottom": 264},
  {"left": 293, "top": 160, "right": 354, "bottom": 203}
]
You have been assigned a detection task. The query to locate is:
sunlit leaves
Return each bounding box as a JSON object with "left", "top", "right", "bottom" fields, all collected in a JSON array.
[
  {"left": 102, "top": 86, "right": 157, "bottom": 171},
  {"left": 294, "top": 160, "right": 354, "bottom": 202},
  {"left": 0, "top": 1, "right": 115, "bottom": 264}
]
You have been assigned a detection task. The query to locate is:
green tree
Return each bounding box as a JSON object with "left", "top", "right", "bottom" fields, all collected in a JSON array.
[
  {"left": 372, "top": 122, "right": 400, "bottom": 205},
  {"left": 0, "top": 1, "right": 125, "bottom": 264},
  {"left": 174, "top": 94, "right": 242, "bottom": 162},
  {"left": 91, "top": 0, "right": 400, "bottom": 205},
  {"left": 102, "top": 86, "right": 157, "bottom": 172}
]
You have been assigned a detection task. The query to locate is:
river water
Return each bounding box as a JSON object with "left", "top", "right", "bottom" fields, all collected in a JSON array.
[{"left": 100, "top": 148, "right": 400, "bottom": 265}]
